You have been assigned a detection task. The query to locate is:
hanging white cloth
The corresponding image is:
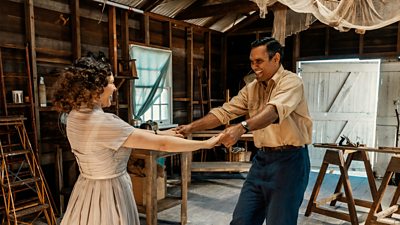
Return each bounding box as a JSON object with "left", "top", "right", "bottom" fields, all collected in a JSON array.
[{"left": 252, "top": 0, "right": 400, "bottom": 44}]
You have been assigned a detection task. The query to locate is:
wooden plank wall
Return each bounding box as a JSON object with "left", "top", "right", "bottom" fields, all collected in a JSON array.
[
  {"left": 0, "top": 0, "right": 224, "bottom": 210},
  {"left": 0, "top": 0, "right": 225, "bottom": 144}
]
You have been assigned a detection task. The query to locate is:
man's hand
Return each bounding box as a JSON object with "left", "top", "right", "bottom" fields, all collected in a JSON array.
[
  {"left": 219, "top": 124, "right": 246, "bottom": 148},
  {"left": 172, "top": 124, "right": 192, "bottom": 137},
  {"left": 158, "top": 128, "right": 184, "bottom": 138}
]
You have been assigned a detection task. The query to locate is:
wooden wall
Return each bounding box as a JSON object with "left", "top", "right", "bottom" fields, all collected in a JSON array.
[{"left": 0, "top": 0, "right": 224, "bottom": 211}]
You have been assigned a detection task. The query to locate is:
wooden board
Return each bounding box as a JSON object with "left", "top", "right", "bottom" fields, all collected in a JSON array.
[{"left": 191, "top": 162, "right": 251, "bottom": 172}]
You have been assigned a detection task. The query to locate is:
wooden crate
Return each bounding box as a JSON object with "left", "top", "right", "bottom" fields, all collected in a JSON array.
[
  {"left": 231, "top": 151, "right": 251, "bottom": 162},
  {"left": 129, "top": 174, "right": 165, "bottom": 205}
]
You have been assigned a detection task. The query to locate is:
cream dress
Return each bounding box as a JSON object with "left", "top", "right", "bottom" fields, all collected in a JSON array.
[{"left": 61, "top": 107, "right": 139, "bottom": 225}]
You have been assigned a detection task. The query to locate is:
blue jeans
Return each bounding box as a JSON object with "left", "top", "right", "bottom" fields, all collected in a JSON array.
[{"left": 230, "top": 146, "right": 310, "bottom": 225}]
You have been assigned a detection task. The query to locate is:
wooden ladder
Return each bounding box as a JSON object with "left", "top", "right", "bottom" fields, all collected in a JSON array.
[
  {"left": 0, "top": 116, "right": 56, "bottom": 225},
  {"left": 196, "top": 66, "right": 212, "bottom": 118}
]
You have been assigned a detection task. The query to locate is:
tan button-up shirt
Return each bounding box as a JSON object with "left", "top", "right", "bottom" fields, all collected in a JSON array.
[{"left": 210, "top": 66, "right": 312, "bottom": 148}]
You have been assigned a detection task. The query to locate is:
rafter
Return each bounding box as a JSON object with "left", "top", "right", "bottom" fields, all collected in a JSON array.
[
  {"left": 137, "top": 0, "right": 165, "bottom": 12},
  {"left": 175, "top": 1, "right": 258, "bottom": 20},
  {"left": 203, "top": 15, "right": 224, "bottom": 28},
  {"left": 226, "top": 12, "right": 260, "bottom": 34}
]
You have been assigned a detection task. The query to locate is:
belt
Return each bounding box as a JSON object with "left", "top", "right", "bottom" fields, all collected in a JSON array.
[{"left": 259, "top": 145, "right": 303, "bottom": 151}]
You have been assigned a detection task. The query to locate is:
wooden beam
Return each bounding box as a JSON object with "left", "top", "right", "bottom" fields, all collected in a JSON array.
[
  {"left": 359, "top": 33, "right": 364, "bottom": 55},
  {"left": 205, "top": 31, "right": 212, "bottom": 111},
  {"left": 146, "top": 12, "right": 217, "bottom": 33},
  {"left": 174, "top": 0, "right": 207, "bottom": 19},
  {"left": 397, "top": 21, "right": 400, "bottom": 54},
  {"left": 186, "top": 27, "right": 194, "bottom": 122},
  {"left": 121, "top": 10, "right": 130, "bottom": 122},
  {"left": 226, "top": 13, "right": 260, "bottom": 34},
  {"left": 222, "top": 36, "right": 227, "bottom": 103},
  {"left": 138, "top": 0, "right": 165, "bottom": 12},
  {"left": 108, "top": 6, "right": 117, "bottom": 76},
  {"left": 328, "top": 72, "right": 360, "bottom": 112},
  {"left": 121, "top": 11, "right": 129, "bottom": 61},
  {"left": 144, "top": 14, "right": 150, "bottom": 45},
  {"left": 293, "top": 33, "right": 300, "bottom": 71},
  {"left": 168, "top": 21, "right": 172, "bottom": 48},
  {"left": 71, "top": 0, "right": 81, "bottom": 60},
  {"left": 175, "top": 1, "right": 258, "bottom": 20},
  {"left": 324, "top": 27, "right": 330, "bottom": 56},
  {"left": 203, "top": 15, "right": 224, "bottom": 28},
  {"left": 24, "top": 0, "right": 40, "bottom": 146}
]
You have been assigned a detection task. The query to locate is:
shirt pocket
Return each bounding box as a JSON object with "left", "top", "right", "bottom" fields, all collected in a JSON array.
[{"left": 248, "top": 101, "right": 265, "bottom": 117}]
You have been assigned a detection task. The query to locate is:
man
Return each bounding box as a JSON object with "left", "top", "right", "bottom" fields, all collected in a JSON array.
[{"left": 174, "top": 37, "right": 312, "bottom": 225}]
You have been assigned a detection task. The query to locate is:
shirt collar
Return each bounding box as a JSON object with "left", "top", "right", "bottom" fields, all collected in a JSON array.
[{"left": 262, "top": 65, "right": 284, "bottom": 87}]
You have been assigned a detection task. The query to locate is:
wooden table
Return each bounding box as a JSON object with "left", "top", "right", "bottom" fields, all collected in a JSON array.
[
  {"left": 188, "top": 131, "right": 253, "bottom": 180},
  {"left": 130, "top": 149, "right": 190, "bottom": 225},
  {"left": 306, "top": 143, "right": 400, "bottom": 225}
]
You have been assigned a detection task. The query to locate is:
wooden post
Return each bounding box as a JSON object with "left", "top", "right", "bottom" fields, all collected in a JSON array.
[{"left": 71, "top": 0, "right": 81, "bottom": 60}]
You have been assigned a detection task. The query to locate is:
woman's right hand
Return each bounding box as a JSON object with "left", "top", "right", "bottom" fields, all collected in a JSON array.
[{"left": 204, "top": 133, "right": 222, "bottom": 148}]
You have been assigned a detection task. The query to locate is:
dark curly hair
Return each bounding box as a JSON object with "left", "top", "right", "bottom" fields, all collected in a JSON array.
[{"left": 52, "top": 53, "right": 112, "bottom": 112}]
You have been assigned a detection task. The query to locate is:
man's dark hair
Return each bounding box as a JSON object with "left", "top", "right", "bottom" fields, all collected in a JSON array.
[{"left": 251, "top": 37, "right": 283, "bottom": 63}]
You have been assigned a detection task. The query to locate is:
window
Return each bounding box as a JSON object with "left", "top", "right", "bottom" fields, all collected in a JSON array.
[{"left": 130, "top": 45, "right": 174, "bottom": 128}]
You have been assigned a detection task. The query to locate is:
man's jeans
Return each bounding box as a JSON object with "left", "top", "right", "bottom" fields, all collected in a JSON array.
[{"left": 230, "top": 146, "right": 310, "bottom": 225}]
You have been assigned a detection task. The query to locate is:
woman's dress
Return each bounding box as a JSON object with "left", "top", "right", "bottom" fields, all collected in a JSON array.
[{"left": 60, "top": 107, "right": 139, "bottom": 225}]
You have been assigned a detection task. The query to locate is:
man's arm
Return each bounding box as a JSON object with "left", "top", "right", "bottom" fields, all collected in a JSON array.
[
  {"left": 220, "top": 104, "right": 279, "bottom": 148},
  {"left": 174, "top": 113, "right": 223, "bottom": 136},
  {"left": 245, "top": 104, "right": 279, "bottom": 132}
]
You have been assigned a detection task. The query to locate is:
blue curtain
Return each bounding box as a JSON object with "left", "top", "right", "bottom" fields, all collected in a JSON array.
[{"left": 130, "top": 45, "right": 171, "bottom": 120}]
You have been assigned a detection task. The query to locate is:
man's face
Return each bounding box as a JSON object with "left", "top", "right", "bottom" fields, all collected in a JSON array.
[{"left": 249, "top": 45, "right": 280, "bottom": 82}]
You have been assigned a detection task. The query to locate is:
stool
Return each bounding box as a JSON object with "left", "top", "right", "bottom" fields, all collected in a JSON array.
[
  {"left": 365, "top": 156, "right": 400, "bottom": 225},
  {"left": 305, "top": 149, "right": 379, "bottom": 225}
]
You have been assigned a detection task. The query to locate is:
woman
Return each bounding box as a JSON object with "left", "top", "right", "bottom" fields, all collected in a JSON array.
[{"left": 53, "top": 54, "right": 220, "bottom": 225}]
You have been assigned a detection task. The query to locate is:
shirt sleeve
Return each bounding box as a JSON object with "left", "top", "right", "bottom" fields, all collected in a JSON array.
[
  {"left": 98, "top": 113, "right": 135, "bottom": 151},
  {"left": 267, "top": 75, "right": 304, "bottom": 124},
  {"left": 210, "top": 86, "right": 249, "bottom": 124}
]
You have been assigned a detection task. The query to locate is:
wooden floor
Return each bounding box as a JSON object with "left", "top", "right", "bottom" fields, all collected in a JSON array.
[
  {"left": 141, "top": 171, "right": 398, "bottom": 225},
  {"left": 32, "top": 171, "right": 398, "bottom": 225}
]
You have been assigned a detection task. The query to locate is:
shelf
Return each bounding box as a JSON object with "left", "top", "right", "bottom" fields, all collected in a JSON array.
[
  {"left": 6, "top": 103, "right": 31, "bottom": 108},
  {"left": 0, "top": 44, "right": 25, "bottom": 50},
  {"left": 173, "top": 98, "right": 190, "bottom": 102},
  {"left": 191, "top": 161, "right": 251, "bottom": 172},
  {"left": 173, "top": 98, "right": 225, "bottom": 103},
  {"left": 119, "top": 104, "right": 129, "bottom": 109},
  {"left": 115, "top": 75, "right": 138, "bottom": 80},
  {"left": 2, "top": 72, "right": 28, "bottom": 78},
  {"left": 38, "top": 106, "right": 56, "bottom": 112},
  {"left": 37, "top": 57, "right": 71, "bottom": 65}
]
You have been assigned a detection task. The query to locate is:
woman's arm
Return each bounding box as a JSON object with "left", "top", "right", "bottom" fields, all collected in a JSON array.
[{"left": 123, "top": 128, "right": 220, "bottom": 152}]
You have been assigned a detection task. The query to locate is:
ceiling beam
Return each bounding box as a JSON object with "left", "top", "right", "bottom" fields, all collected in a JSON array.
[
  {"left": 175, "top": 1, "right": 258, "bottom": 20},
  {"left": 138, "top": 0, "right": 164, "bottom": 12},
  {"left": 203, "top": 15, "right": 224, "bottom": 28},
  {"left": 225, "top": 12, "right": 260, "bottom": 34}
]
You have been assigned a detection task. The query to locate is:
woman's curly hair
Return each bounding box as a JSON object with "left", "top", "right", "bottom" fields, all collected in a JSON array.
[{"left": 52, "top": 53, "right": 112, "bottom": 112}]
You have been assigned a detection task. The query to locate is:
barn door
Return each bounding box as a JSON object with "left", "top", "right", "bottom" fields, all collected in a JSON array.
[{"left": 298, "top": 60, "right": 380, "bottom": 171}]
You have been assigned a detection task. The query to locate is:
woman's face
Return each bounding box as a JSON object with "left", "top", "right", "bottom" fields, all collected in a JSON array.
[{"left": 99, "top": 75, "right": 116, "bottom": 108}]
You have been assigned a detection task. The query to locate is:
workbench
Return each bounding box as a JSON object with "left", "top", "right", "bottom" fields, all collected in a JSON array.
[
  {"left": 188, "top": 130, "right": 253, "bottom": 179},
  {"left": 130, "top": 149, "right": 190, "bottom": 225}
]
